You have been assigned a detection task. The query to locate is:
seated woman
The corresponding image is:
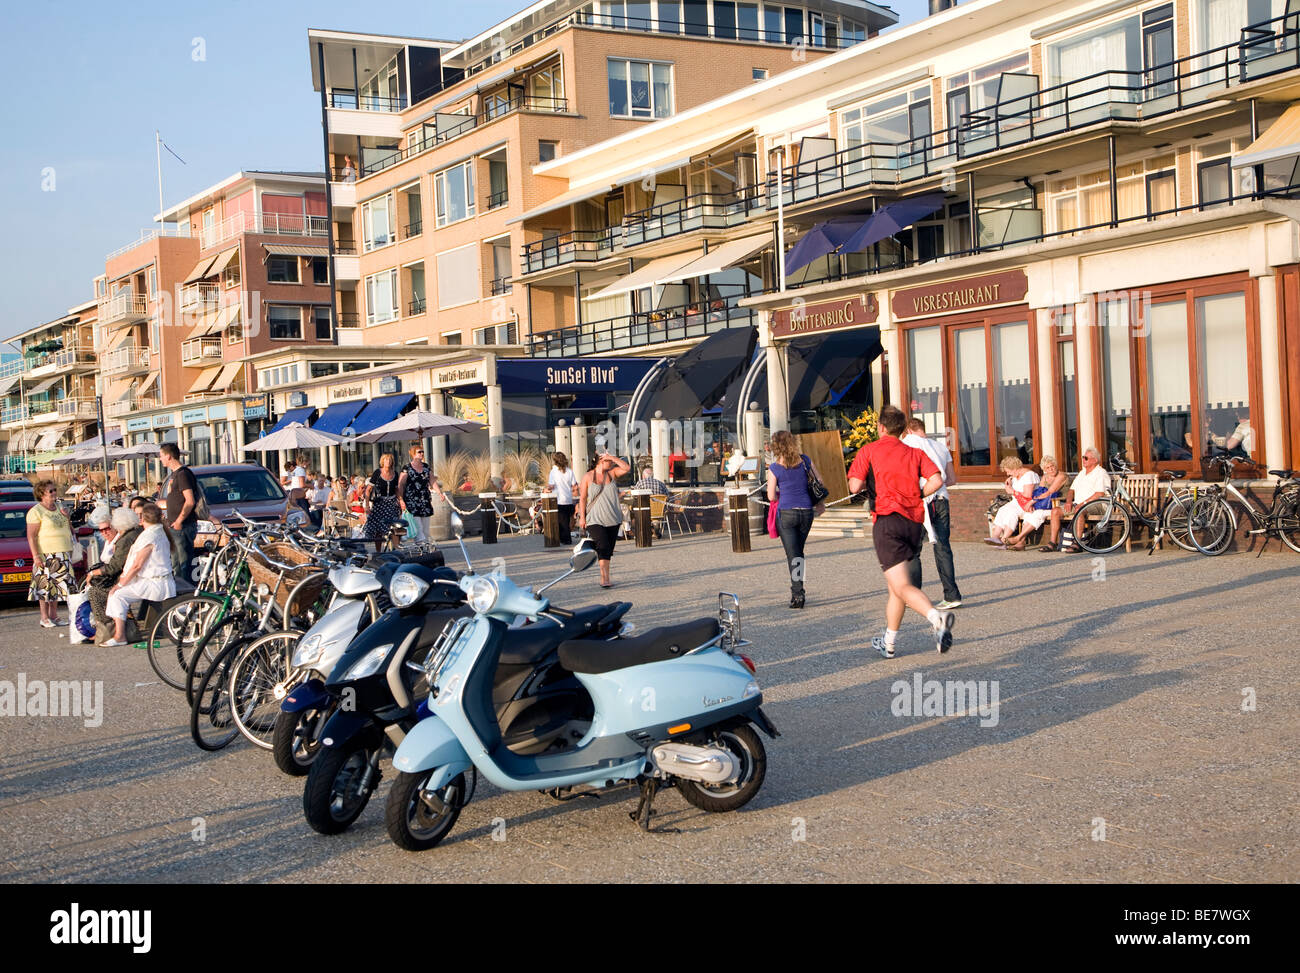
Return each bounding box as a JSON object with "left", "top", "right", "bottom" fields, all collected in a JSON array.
[
  {"left": 1005, "top": 455, "right": 1068, "bottom": 551},
  {"left": 986, "top": 456, "right": 1040, "bottom": 547},
  {"left": 102, "top": 503, "right": 176, "bottom": 646},
  {"left": 87, "top": 506, "right": 143, "bottom": 641}
]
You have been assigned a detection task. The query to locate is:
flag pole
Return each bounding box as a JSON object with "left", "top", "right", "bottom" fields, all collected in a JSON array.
[{"left": 156, "top": 131, "right": 164, "bottom": 230}]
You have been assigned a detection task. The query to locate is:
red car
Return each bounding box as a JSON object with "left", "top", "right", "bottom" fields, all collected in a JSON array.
[{"left": 0, "top": 502, "right": 89, "bottom": 598}]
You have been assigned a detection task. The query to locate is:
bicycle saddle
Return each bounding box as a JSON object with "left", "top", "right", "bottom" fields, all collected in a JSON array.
[
  {"left": 1160, "top": 470, "right": 1187, "bottom": 479},
  {"left": 1268, "top": 469, "right": 1296, "bottom": 480}
]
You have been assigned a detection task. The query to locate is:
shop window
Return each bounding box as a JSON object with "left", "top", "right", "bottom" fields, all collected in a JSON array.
[
  {"left": 954, "top": 328, "right": 990, "bottom": 467},
  {"left": 1054, "top": 310, "right": 1081, "bottom": 471},
  {"left": 906, "top": 326, "right": 945, "bottom": 435},
  {"left": 992, "top": 321, "right": 1034, "bottom": 464},
  {"left": 1196, "top": 292, "right": 1254, "bottom": 459},
  {"left": 1144, "top": 300, "right": 1193, "bottom": 463}
]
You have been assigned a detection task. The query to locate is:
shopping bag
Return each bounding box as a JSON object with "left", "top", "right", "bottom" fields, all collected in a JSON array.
[
  {"left": 402, "top": 510, "right": 420, "bottom": 543},
  {"left": 68, "top": 590, "right": 95, "bottom": 645}
]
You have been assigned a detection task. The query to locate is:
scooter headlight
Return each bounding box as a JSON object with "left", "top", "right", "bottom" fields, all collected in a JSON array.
[
  {"left": 342, "top": 644, "right": 393, "bottom": 680},
  {"left": 293, "top": 633, "right": 324, "bottom": 668},
  {"left": 466, "top": 576, "right": 500, "bottom": 614},
  {"left": 389, "top": 570, "right": 429, "bottom": 608}
]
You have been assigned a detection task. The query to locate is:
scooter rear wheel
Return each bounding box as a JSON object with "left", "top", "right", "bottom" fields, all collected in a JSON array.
[
  {"left": 303, "top": 739, "right": 378, "bottom": 835},
  {"left": 675, "top": 723, "right": 766, "bottom": 813},
  {"left": 385, "top": 769, "right": 466, "bottom": 851}
]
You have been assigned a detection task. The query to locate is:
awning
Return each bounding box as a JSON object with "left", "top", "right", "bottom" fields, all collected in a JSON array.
[
  {"left": 68, "top": 428, "right": 123, "bottom": 450},
  {"left": 588, "top": 249, "right": 705, "bottom": 301},
  {"left": 263, "top": 243, "right": 329, "bottom": 259},
  {"left": 657, "top": 233, "right": 771, "bottom": 285},
  {"left": 28, "top": 376, "right": 61, "bottom": 394},
  {"left": 214, "top": 361, "right": 243, "bottom": 390},
  {"left": 107, "top": 378, "right": 134, "bottom": 403},
  {"left": 267, "top": 406, "right": 318, "bottom": 434},
  {"left": 108, "top": 326, "right": 135, "bottom": 350},
  {"left": 348, "top": 393, "right": 416, "bottom": 436},
  {"left": 8, "top": 431, "right": 30, "bottom": 452},
  {"left": 312, "top": 399, "right": 368, "bottom": 436},
  {"left": 183, "top": 254, "right": 217, "bottom": 284},
  {"left": 217, "top": 304, "right": 242, "bottom": 330},
  {"left": 1235, "top": 103, "right": 1300, "bottom": 168},
  {"left": 207, "top": 247, "right": 240, "bottom": 277},
  {"left": 187, "top": 366, "right": 222, "bottom": 394},
  {"left": 185, "top": 308, "right": 224, "bottom": 340},
  {"left": 0, "top": 374, "right": 19, "bottom": 396},
  {"left": 510, "top": 154, "right": 694, "bottom": 226},
  {"left": 36, "top": 426, "right": 69, "bottom": 452},
  {"left": 634, "top": 325, "right": 758, "bottom": 423},
  {"left": 139, "top": 371, "right": 160, "bottom": 396}
]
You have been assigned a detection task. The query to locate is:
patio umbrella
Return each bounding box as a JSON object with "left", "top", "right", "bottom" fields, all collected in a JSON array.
[
  {"left": 839, "top": 193, "right": 947, "bottom": 254},
  {"left": 636, "top": 325, "right": 758, "bottom": 423},
  {"left": 241, "top": 421, "right": 346, "bottom": 453},
  {"left": 351, "top": 410, "right": 485, "bottom": 444},
  {"left": 783, "top": 216, "right": 871, "bottom": 277},
  {"left": 108, "top": 441, "right": 167, "bottom": 460}
]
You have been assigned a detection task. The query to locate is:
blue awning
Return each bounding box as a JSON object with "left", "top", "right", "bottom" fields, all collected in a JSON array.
[
  {"left": 312, "top": 399, "right": 367, "bottom": 436},
  {"left": 349, "top": 393, "right": 415, "bottom": 435},
  {"left": 266, "top": 406, "right": 317, "bottom": 435}
]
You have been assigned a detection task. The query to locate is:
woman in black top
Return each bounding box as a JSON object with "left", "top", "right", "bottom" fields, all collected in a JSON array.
[
  {"left": 364, "top": 452, "right": 402, "bottom": 549},
  {"left": 398, "top": 444, "right": 445, "bottom": 545}
]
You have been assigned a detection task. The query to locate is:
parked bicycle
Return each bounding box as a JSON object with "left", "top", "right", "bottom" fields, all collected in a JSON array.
[
  {"left": 1069, "top": 454, "right": 1200, "bottom": 555},
  {"left": 1187, "top": 457, "right": 1300, "bottom": 555}
]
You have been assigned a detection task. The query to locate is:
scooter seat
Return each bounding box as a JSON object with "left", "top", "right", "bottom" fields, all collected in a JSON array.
[
  {"left": 498, "top": 604, "right": 626, "bottom": 666},
  {"left": 558, "top": 618, "right": 720, "bottom": 675}
]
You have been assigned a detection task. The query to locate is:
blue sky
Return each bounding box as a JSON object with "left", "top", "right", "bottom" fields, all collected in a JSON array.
[{"left": 0, "top": 0, "right": 928, "bottom": 342}]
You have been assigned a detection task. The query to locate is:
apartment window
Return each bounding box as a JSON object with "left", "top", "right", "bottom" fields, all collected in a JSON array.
[
  {"left": 408, "top": 263, "right": 427, "bottom": 314},
  {"left": 487, "top": 156, "right": 509, "bottom": 209},
  {"left": 268, "top": 306, "right": 302, "bottom": 340},
  {"left": 715, "top": 1, "right": 737, "bottom": 38},
  {"left": 753, "top": 68, "right": 768, "bottom": 81},
  {"left": 842, "top": 18, "right": 865, "bottom": 44},
  {"left": 539, "top": 140, "right": 559, "bottom": 162},
  {"left": 489, "top": 238, "right": 512, "bottom": 293},
  {"left": 228, "top": 312, "right": 243, "bottom": 343},
  {"left": 435, "top": 161, "right": 476, "bottom": 227},
  {"left": 313, "top": 307, "right": 332, "bottom": 341},
  {"left": 148, "top": 268, "right": 158, "bottom": 297},
  {"left": 783, "top": 6, "right": 803, "bottom": 43},
  {"left": 684, "top": 0, "right": 708, "bottom": 35},
  {"left": 443, "top": 332, "right": 463, "bottom": 345},
  {"left": 365, "top": 269, "right": 399, "bottom": 325},
  {"left": 946, "top": 53, "right": 1030, "bottom": 128},
  {"left": 267, "top": 256, "right": 300, "bottom": 284},
  {"left": 842, "top": 85, "right": 932, "bottom": 161},
  {"left": 224, "top": 261, "right": 241, "bottom": 288},
  {"left": 738, "top": 3, "right": 760, "bottom": 40},
  {"left": 311, "top": 257, "right": 329, "bottom": 285},
  {"left": 1197, "top": 0, "right": 1283, "bottom": 53},
  {"left": 608, "top": 58, "right": 673, "bottom": 118},
  {"left": 763, "top": 5, "right": 782, "bottom": 41},
  {"left": 529, "top": 62, "right": 565, "bottom": 108},
  {"left": 1199, "top": 158, "right": 1233, "bottom": 208},
  {"left": 362, "top": 193, "right": 394, "bottom": 250},
  {"left": 473, "top": 323, "right": 518, "bottom": 345},
  {"left": 659, "top": 0, "right": 680, "bottom": 32}
]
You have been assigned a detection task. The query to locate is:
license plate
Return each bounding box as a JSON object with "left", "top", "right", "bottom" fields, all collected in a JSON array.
[{"left": 4, "top": 572, "right": 31, "bottom": 583}]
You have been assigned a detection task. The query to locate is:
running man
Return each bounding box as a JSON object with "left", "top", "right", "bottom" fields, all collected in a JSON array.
[{"left": 847, "top": 404, "right": 955, "bottom": 658}]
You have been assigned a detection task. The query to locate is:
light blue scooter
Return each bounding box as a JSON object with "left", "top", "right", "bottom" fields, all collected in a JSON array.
[{"left": 384, "top": 536, "right": 779, "bottom": 850}]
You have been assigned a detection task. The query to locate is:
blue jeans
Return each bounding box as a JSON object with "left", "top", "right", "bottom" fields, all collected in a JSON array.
[
  {"left": 777, "top": 507, "right": 814, "bottom": 597},
  {"left": 909, "top": 498, "right": 961, "bottom": 603}
]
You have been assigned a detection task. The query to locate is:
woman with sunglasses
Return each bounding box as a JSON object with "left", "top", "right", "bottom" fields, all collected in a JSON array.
[
  {"left": 86, "top": 506, "right": 142, "bottom": 641},
  {"left": 397, "top": 444, "right": 446, "bottom": 545}
]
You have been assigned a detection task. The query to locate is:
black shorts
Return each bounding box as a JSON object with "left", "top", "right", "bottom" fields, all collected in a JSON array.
[
  {"left": 873, "top": 512, "right": 924, "bottom": 571},
  {"left": 586, "top": 523, "right": 618, "bottom": 560}
]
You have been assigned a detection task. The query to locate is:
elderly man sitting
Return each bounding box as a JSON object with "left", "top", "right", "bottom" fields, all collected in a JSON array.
[
  {"left": 1045, "top": 447, "right": 1112, "bottom": 552},
  {"left": 632, "top": 465, "right": 671, "bottom": 496},
  {"left": 86, "top": 506, "right": 143, "bottom": 643}
]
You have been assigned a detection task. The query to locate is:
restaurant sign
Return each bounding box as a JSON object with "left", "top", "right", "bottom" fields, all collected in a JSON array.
[
  {"left": 331, "top": 384, "right": 367, "bottom": 401},
  {"left": 126, "top": 417, "right": 153, "bottom": 432},
  {"left": 242, "top": 395, "right": 268, "bottom": 420},
  {"left": 431, "top": 359, "right": 489, "bottom": 390},
  {"left": 770, "top": 294, "right": 878, "bottom": 338},
  {"left": 892, "top": 269, "right": 1028, "bottom": 319}
]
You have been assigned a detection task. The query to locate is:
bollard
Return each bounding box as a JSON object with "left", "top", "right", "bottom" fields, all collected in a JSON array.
[
  {"left": 480, "top": 492, "right": 499, "bottom": 545},
  {"left": 539, "top": 492, "right": 561, "bottom": 548},
  {"left": 628, "top": 489, "right": 653, "bottom": 548},
  {"left": 727, "top": 489, "right": 752, "bottom": 554}
]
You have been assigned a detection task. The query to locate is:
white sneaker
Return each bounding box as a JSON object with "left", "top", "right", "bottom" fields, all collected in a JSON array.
[
  {"left": 933, "top": 611, "right": 955, "bottom": 653},
  {"left": 872, "top": 635, "right": 895, "bottom": 659},
  {"left": 39, "top": 619, "right": 55, "bottom": 629},
  {"left": 935, "top": 599, "right": 963, "bottom": 610},
  {"left": 100, "top": 639, "right": 127, "bottom": 647}
]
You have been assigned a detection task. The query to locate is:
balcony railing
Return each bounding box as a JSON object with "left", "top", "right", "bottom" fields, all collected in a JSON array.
[
  {"left": 622, "top": 187, "right": 766, "bottom": 247},
  {"left": 198, "top": 212, "right": 330, "bottom": 250},
  {"left": 105, "top": 393, "right": 159, "bottom": 419},
  {"left": 328, "top": 91, "right": 406, "bottom": 112},
  {"left": 337, "top": 312, "right": 361, "bottom": 330},
  {"left": 487, "top": 189, "right": 509, "bottom": 210},
  {"left": 105, "top": 225, "right": 189, "bottom": 260},
  {"left": 97, "top": 291, "right": 149, "bottom": 325},
  {"left": 522, "top": 228, "right": 617, "bottom": 274},
  {"left": 58, "top": 397, "right": 98, "bottom": 420},
  {"left": 102, "top": 345, "right": 150, "bottom": 376},
  {"left": 181, "top": 337, "right": 224, "bottom": 365},
  {"left": 404, "top": 219, "right": 423, "bottom": 238},
  {"left": 180, "top": 283, "right": 220, "bottom": 311},
  {"left": 361, "top": 96, "right": 568, "bottom": 178},
  {"left": 528, "top": 300, "right": 757, "bottom": 357},
  {"left": 408, "top": 297, "right": 427, "bottom": 315},
  {"left": 490, "top": 276, "right": 513, "bottom": 296},
  {"left": 1, "top": 405, "right": 29, "bottom": 424}
]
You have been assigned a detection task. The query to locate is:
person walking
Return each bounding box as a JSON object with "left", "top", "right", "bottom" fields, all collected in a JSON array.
[
  {"left": 398, "top": 444, "right": 444, "bottom": 544},
  {"left": 765, "top": 430, "right": 822, "bottom": 610},
  {"left": 26, "top": 480, "right": 75, "bottom": 628},
  {"left": 577, "top": 441, "right": 630, "bottom": 588},
  {"left": 902, "top": 417, "right": 963, "bottom": 609},
  {"left": 160, "top": 442, "right": 200, "bottom": 586},
  {"left": 102, "top": 503, "right": 176, "bottom": 646},
  {"left": 547, "top": 452, "right": 579, "bottom": 544},
  {"left": 364, "top": 452, "right": 403, "bottom": 550},
  {"left": 847, "top": 405, "right": 955, "bottom": 658}
]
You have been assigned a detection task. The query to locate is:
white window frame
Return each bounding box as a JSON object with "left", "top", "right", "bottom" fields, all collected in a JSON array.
[
  {"left": 361, "top": 192, "right": 394, "bottom": 252},
  {"left": 434, "top": 161, "right": 476, "bottom": 228},
  {"left": 364, "top": 268, "right": 400, "bottom": 326},
  {"left": 607, "top": 57, "right": 674, "bottom": 119}
]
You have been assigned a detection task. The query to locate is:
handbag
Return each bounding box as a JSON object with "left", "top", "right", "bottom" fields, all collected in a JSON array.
[{"left": 804, "top": 457, "right": 829, "bottom": 505}]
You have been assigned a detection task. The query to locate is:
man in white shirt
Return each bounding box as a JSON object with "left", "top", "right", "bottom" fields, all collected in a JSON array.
[
  {"left": 903, "top": 418, "right": 962, "bottom": 609},
  {"left": 1050, "top": 446, "right": 1112, "bottom": 548}
]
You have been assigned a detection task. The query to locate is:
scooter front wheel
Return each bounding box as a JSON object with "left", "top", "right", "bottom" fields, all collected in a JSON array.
[
  {"left": 303, "top": 739, "right": 378, "bottom": 835},
  {"left": 272, "top": 703, "right": 333, "bottom": 777},
  {"left": 385, "top": 769, "right": 466, "bottom": 851},
  {"left": 675, "top": 723, "right": 766, "bottom": 813}
]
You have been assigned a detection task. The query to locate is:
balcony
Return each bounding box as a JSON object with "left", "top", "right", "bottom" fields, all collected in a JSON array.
[
  {"left": 622, "top": 188, "right": 766, "bottom": 247},
  {"left": 487, "top": 190, "right": 509, "bottom": 211},
  {"left": 105, "top": 393, "right": 159, "bottom": 419},
  {"left": 328, "top": 91, "right": 406, "bottom": 112},
  {"left": 522, "top": 228, "right": 617, "bottom": 274},
  {"left": 57, "top": 397, "right": 98, "bottom": 421},
  {"left": 102, "top": 344, "right": 151, "bottom": 376},
  {"left": 334, "top": 253, "right": 360, "bottom": 281},
  {"left": 181, "top": 337, "right": 224, "bottom": 366},
  {"left": 1, "top": 405, "right": 28, "bottom": 425},
  {"left": 408, "top": 297, "right": 427, "bottom": 315},
  {"left": 490, "top": 276, "right": 513, "bottom": 296},
  {"left": 528, "top": 300, "right": 757, "bottom": 358},
  {"left": 180, "top": 283, "right": 220, "bottom": 313},
  {"left": 336, "top": 312, "right": 362, "bottom": 347},
  {"left": 198, "top": 212, "right": 330, "bottom": 251},
  {"left": 97, "top": 291, "right": 150, "bottom": 328}
]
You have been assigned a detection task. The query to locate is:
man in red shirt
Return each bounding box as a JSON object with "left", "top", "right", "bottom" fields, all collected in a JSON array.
[{"left": 847, "top": 404, "right": 955, "bottom": 657}]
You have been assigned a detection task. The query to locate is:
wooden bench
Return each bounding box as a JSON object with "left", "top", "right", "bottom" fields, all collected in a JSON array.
[{"left": 1122, "top": 474, "right": 1161, "bottom": 552}]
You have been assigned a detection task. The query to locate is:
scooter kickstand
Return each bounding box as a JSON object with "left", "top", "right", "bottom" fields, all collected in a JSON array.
[{"left": 629, "top": 779, "right": 679, "bottom": 833}]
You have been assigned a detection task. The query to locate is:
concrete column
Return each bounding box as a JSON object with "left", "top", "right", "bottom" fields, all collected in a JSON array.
[
  {"left": 208, "top": 423, "right": 219, "bottom": 464},
  {"left": 743, "top": 405, "right": 766, "bottom": 463},
  {"left": 1035, "top": 308, "right": 1057, "bottom": 461},
  {"left": 1257, "top": 274, "right": 1286, "bottom": 471},
  {"left": 233, "top": 417, "right": 246, "bottom": 461},
  {"left": 570, "top": 421, "right": 590, "bottom": 479},
  {"left": 765, "top": 343, "right": 789, "bottom": 433},
  {"left": 553, "top": 421, "right": 571, "bottom": 463},
  {"left": 1074, "top": 300, "right": 1099, "bottom": 457},
  {"left": 427, "top": 391, "right": 448, "bottom": 472},
  {"left": 650, "top": 415, "right": 669, "bottom": 482},
  {"left": 486, "top": 383, "right": 505, "bottom": 481}
]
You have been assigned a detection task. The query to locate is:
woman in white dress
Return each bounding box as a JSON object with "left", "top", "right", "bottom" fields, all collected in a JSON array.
[
  {"left": 103, "top": 503, "right": 176, "bottom": 646},
  {"left": 986, "top": 456, "right": 1040, "bottom": 547}
]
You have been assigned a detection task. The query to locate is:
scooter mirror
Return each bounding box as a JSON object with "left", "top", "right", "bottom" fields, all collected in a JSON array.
[
  {"left": 570, "top": 541, "right": 598, "bottom": 574},
  {"left": 449, "top": 511, "right": 465, "bottom": 538}
]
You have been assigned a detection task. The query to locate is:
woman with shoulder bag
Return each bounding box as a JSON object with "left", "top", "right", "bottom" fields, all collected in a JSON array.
[
  {"left": 577, "top": 440, "right": 630, "bottom": 589},
  {"left": 26, "top": 480, "right": 76, "bottom": 628},
  {"left": 766, "top": 430, "right": 824, "bottom": 609}
]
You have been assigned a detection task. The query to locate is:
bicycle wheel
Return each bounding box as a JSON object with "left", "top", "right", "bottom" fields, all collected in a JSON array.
[
  {"left": 1160, "top": 492, "right": 1198, "bottom": 553},
  {"left": 147, "top": 596, "right": 223, "bottom": 691},
  {"left": 1273, "top": 490, "right": 1300, "bottom": 553},
  {"left": 1189, "top": 496, "right": 1233, "bottom": 556},
  {"left": 1071, "top": 499, "right": 1131, "bottom": 554},
  {"left": 190, "top": 639, "right": 244, "bottom": 752},
  {"left": 227, "top": 631, "right": 303, "bottom": 750},
  {"left": 184, "top": 614, "right": 256, "bottom": 707}
]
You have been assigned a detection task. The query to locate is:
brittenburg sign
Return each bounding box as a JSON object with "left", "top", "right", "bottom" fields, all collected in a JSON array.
[{"left": 770, "top": 294, "right": 878, "bottom": 338}]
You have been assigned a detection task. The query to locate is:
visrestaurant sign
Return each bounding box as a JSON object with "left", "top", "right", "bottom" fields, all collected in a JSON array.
[
  {"left": 770, "top": 294, "right": 878, "bottom": 338},
  {"left": 891, "top": 269, "right": 1028, "bottom": 319}
]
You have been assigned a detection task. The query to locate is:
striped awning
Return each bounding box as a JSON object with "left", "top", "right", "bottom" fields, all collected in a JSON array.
[
  {"left": 214, "top": 361, "right": 243, "bottom": 390},
  {"left": 187, "top": 366, "right": 221, "bottom": 394},
  {"left": 217, "top": 304, "right": 241, "bottom": 330},
  {"left": 108, "top": 326, "right": 135, "bottom": 350},
  {"left": 185, "top": 308, "right": 224, "bottom": 340},
  {"left": 1236, "top": 103, "right": 1300, "bottom": 168},
  {"left": 263, "top": 242, "right": 328, "bottom": 259},
  {"left": 183, "top": 254, "right": 217, "bottom": 284},
  {"left": 107, "top": 378, "right": 134, "bottom": 403},
  {"left": 206, "top": 247, "right": 240, "bottom": 277},
  {"left": 139, "top": 372, "right": 160, "bottom": 396},
  {"left": 36, "top": 426, "right": 69, "bottom": 452},
  {"left": 28, "top": 376, "right": 61, "bottom": 394}
]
